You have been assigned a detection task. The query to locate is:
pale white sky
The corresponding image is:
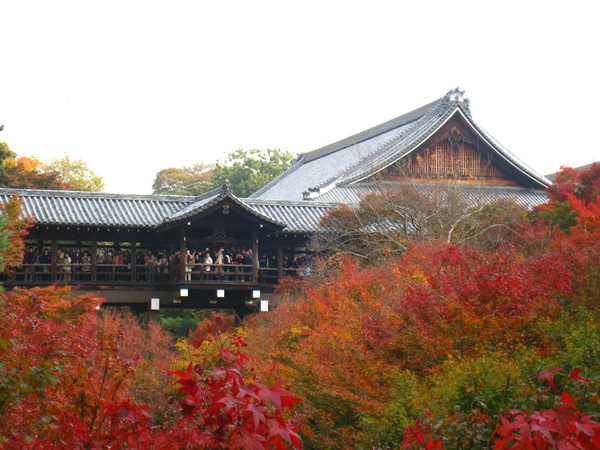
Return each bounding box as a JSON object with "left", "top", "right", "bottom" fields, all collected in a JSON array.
[{"left": 1, "top": 1, "right": 598, "bottom": 194}]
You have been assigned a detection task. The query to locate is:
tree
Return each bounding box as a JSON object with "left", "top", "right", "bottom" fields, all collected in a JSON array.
[
  {"left": 0, "top": 196, "right": 32, "bottom": 273},
  {"left": 211, "top": 148, "right": 294, "bottom": 197},
  {"left": 46, "top": 154, "right": 105, "bottom": 192},
  {"left": 312, "top": 181, "right": 529, "bottom": 264},
  {"left": 0, "top": 143, "right": 16, "bottom": 164},
  {"left": 532, "top": 163, "right": 600, "bottom": 232},
  {"left": 0, "top": 155, "right": 71, "bottom": 190},
  {"left": 152, "top": 163, "right": 214, "bottom": 196}
]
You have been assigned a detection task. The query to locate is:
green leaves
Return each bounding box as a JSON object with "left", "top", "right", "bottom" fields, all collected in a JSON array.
[
  {"left": 211, "top": 148, "right": 294, "bottom": 197},
  {"left": 152, "top": 163, "right": 215, "bottom": 196},
  {"left": 46, "top": 153, "right": 105, "bottom": 192}
]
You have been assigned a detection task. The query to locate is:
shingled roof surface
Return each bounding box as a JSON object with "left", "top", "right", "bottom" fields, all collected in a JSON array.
[
  {"left": 0, "top": 189, "right": 193, "bottom": 228},
  {"left": 0, "top": 188, "right": 330, "bottom": 233},
  {"left": 251, "top": 89, "right": 550, "bottom": 201},
  {"left": 309, "top": 182, "right": 549, "bottom": 207}
]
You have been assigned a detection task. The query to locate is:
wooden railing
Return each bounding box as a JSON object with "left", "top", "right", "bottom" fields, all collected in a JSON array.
[{"left": 2, "top": 263, "right": 298, "bottom": 286}]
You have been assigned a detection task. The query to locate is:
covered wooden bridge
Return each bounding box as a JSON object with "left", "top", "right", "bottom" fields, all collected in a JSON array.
[
  {"left": 0, "top": 89, "right": 551, "bottom": 316},
  {"left": 0, "top": 182, "right": 332, "bottom": 316}
]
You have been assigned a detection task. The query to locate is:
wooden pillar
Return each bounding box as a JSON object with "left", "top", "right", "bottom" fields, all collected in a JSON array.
[
  {"left": 277, "top": 235, "right": 283, "bottom": 281},
  {"left": 131, "top": 234, "right": 137, "bottom": 282},
  {"left": 179, "top": 227, "right": 187, "bottom": 281},
  {"left": 51, "top": 233, "right": 57, "bottom": 281},
  {"left": 252, "top": 228, "right": 258, "bottom": 283},
  {"left": 91, "top": 232, "right": 97, "bottom": 282}
]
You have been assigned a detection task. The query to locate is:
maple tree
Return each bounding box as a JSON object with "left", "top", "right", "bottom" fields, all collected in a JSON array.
[
  {"left": 0, "top": 142, "right": 105, "bottom": 191},
  {"left": 0, "top": 155, "right": 73, "bottom": 190},
  {"left": 158, "top": 316, "right": 303, "bottom": 449},
  {"left": 533, "top": 163, "right": 600, "bottom": 234},
  {"left": 244, "top": 224, "right": 600, "bottom": 447},
  {"left": 0, "top": 284, "right": 303, "bottom": 448},
  {"left": 313, "top": 182, "right": 529, "bottom": 264},
  {"left": 492, "top": 368, "right": 600, "bottom": 448},
  {"left": 0, "top": 195, "right": 32, "bottom": 274}
]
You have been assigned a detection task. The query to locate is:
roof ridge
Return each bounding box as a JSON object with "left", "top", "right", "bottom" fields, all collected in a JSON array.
[
  {"left": 340, "top": 103, "right": 460, "bottom": 186},
  {"left": 248, "top": 155, "right": 306, "bottom": 198},
  {"left": 0, "top": 187, "right": 195, "bottom": 202},
  {"left": 244, "top": 198, "right": 341, "bottom": 207},
  {"left": 299, "top": 96, "right": 444, "bottom": 164},
  {"left": 304, "top": 101, "right": 457, "bottom": 197}
]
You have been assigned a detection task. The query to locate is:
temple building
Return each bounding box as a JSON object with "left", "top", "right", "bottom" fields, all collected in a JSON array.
[{"left": 0, "top": 88, "right": 550, "bottom": 315}]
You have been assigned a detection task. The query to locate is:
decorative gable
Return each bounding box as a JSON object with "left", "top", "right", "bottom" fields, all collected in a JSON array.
[
  {"left": 252, "top": 88, "right": 550, "bottom": 202},
  {"left": 376, "top": 122, "right": 515, "bottom": 186}
]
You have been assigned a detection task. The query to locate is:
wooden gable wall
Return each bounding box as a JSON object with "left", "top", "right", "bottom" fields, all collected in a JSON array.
[{"left": 371, "top": 116, "right": 521, "bottom": 187}]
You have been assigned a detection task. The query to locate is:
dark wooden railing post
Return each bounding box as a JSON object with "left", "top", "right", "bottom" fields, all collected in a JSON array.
[
  {"left": 131, "top": 235, "right": 137, "bottom": 282},
  {"left": 277, "top": 236, "right": 283, "bottom": 281},
  {"left": 179, "top": 227, "right": 186, "bottom": 281},
  {"left": 252, "top": 228, "right": 258, "bottom": 283},
  {"left": 51, "top": 235, "right": 57, "bottom": 282},
  {"left": 91, "top": 234, "right": 97, "bottom": 282}
]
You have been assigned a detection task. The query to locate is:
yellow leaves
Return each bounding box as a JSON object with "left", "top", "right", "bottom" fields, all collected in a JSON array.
[
  {"left": 394, "top": 265, "right": 430, "bottom": 287},
  {"left": 5, "top": 156, "right": 45, "bottom": 173}
]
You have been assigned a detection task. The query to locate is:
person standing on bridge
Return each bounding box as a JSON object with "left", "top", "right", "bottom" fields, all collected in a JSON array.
[{"left": 144, "top": 249, "right": 156, "bottom": 282}]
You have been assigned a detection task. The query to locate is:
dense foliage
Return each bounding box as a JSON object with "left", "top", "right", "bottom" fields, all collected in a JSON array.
[
  {"left": 211, "top": 148, "right": 294, "bottom": 197},
  {"left": 152, "top": 148, "right": 294, "bottom": 197},
  {"left": 0, "top": 289, "right": 303, "bottom": 448},
  {"left": 4, "top": 164, "right": 600, "bottom": 448},
  {"left": 152, "top": 163, "right": 215, "bottom": 196},
  {"left": 0, "top": 142, "right": 105, "bottom": 191},
  {"left": 243, "top": 164, "right": 600, "bottom": 448},
  {"left": 46, "top": 154, "right": 105, "bottom": 192}
]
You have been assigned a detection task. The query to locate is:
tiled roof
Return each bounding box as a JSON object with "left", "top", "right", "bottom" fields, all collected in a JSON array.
[
  {"left": 245, "top": 199, "right": 338, "bottom": 233},
  {"left": 251, "top": 88, "right": 551, "bottom": 202},
  {"left": 309, "top": 182, "right": 548, "bottom": 207},
  {"left": 160, "top": 184, "right": 287, "bottom": 229},
  {"left": 0, "top": 188, "right": 192, "bottom": 228},
  {"left": 0, "top": 187, "right": 329, "bottom": 233}
]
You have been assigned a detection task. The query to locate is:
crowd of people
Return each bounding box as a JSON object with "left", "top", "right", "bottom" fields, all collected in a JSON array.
[{"left": 18, "top": 245, "right": 312, "bottom": 283}]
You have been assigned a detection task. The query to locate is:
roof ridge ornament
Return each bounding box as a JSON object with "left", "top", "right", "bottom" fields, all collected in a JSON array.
[
  {"left": 222, "top": 178, "right": 231, "bottom": 195},
  {"left": 442, "top": 87, "right": 471, "bottom": 116},
  {"left": 445, "top": 87, "right": 470, "bottom": 104}
]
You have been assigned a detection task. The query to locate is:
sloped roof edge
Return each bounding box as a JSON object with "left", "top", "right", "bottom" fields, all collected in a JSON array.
[
  {"left": 0, "top": 187, "right": 195, "bottom": 203},
  {"left": 328, "top": 106, "right": 549, "bottom": 193},
  {"left": 161, "top": 182, "right": 286, "bottom": 228},
  {"left": 249, "top": 94, "right": 448, "bottom": 200},
  {"left": 300, "top": 96, "right": 444, "bottom": 164},
  {"left": 318, "top": 100, "right": 462, "bottom": 192}
]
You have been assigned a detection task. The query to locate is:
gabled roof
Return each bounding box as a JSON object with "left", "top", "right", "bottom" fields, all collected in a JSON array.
[
  {"left": 251, "top": 88, "right": 550, "bottom": 201},
  {"left": 0, "top": 186, "right": 328, "bottom": 234},
  {"left": 159, "top": 181, "right": 286, "bottom": 230}
]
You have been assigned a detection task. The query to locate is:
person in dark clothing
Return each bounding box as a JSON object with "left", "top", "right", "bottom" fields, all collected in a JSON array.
[{"left": 23, "top": 247, "right": 38, "bottom": 281}]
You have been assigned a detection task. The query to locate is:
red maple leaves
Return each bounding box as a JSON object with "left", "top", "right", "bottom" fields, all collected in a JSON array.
[{"left": 493, "top": 368, "right": 600, "bottom": 449}]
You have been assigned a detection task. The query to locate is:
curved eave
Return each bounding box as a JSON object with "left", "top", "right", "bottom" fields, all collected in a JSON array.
[
  {"left": 245, "top": 199, "right": 339, "bottom": 234},
  {"left": 159, "top": 193, "right": 286, "bottom": 231},
  {"left": 297, "top": 100, "right": 455, "bottom": 197},
  {"left": 322, "top": 102, "right": 463, "bottom": 190},
  {"left": 461, "top": 110, "right": 551, "bottom": 188},
  {"left": 344, "top": 106, "right": 549, "bottom": 190}
]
